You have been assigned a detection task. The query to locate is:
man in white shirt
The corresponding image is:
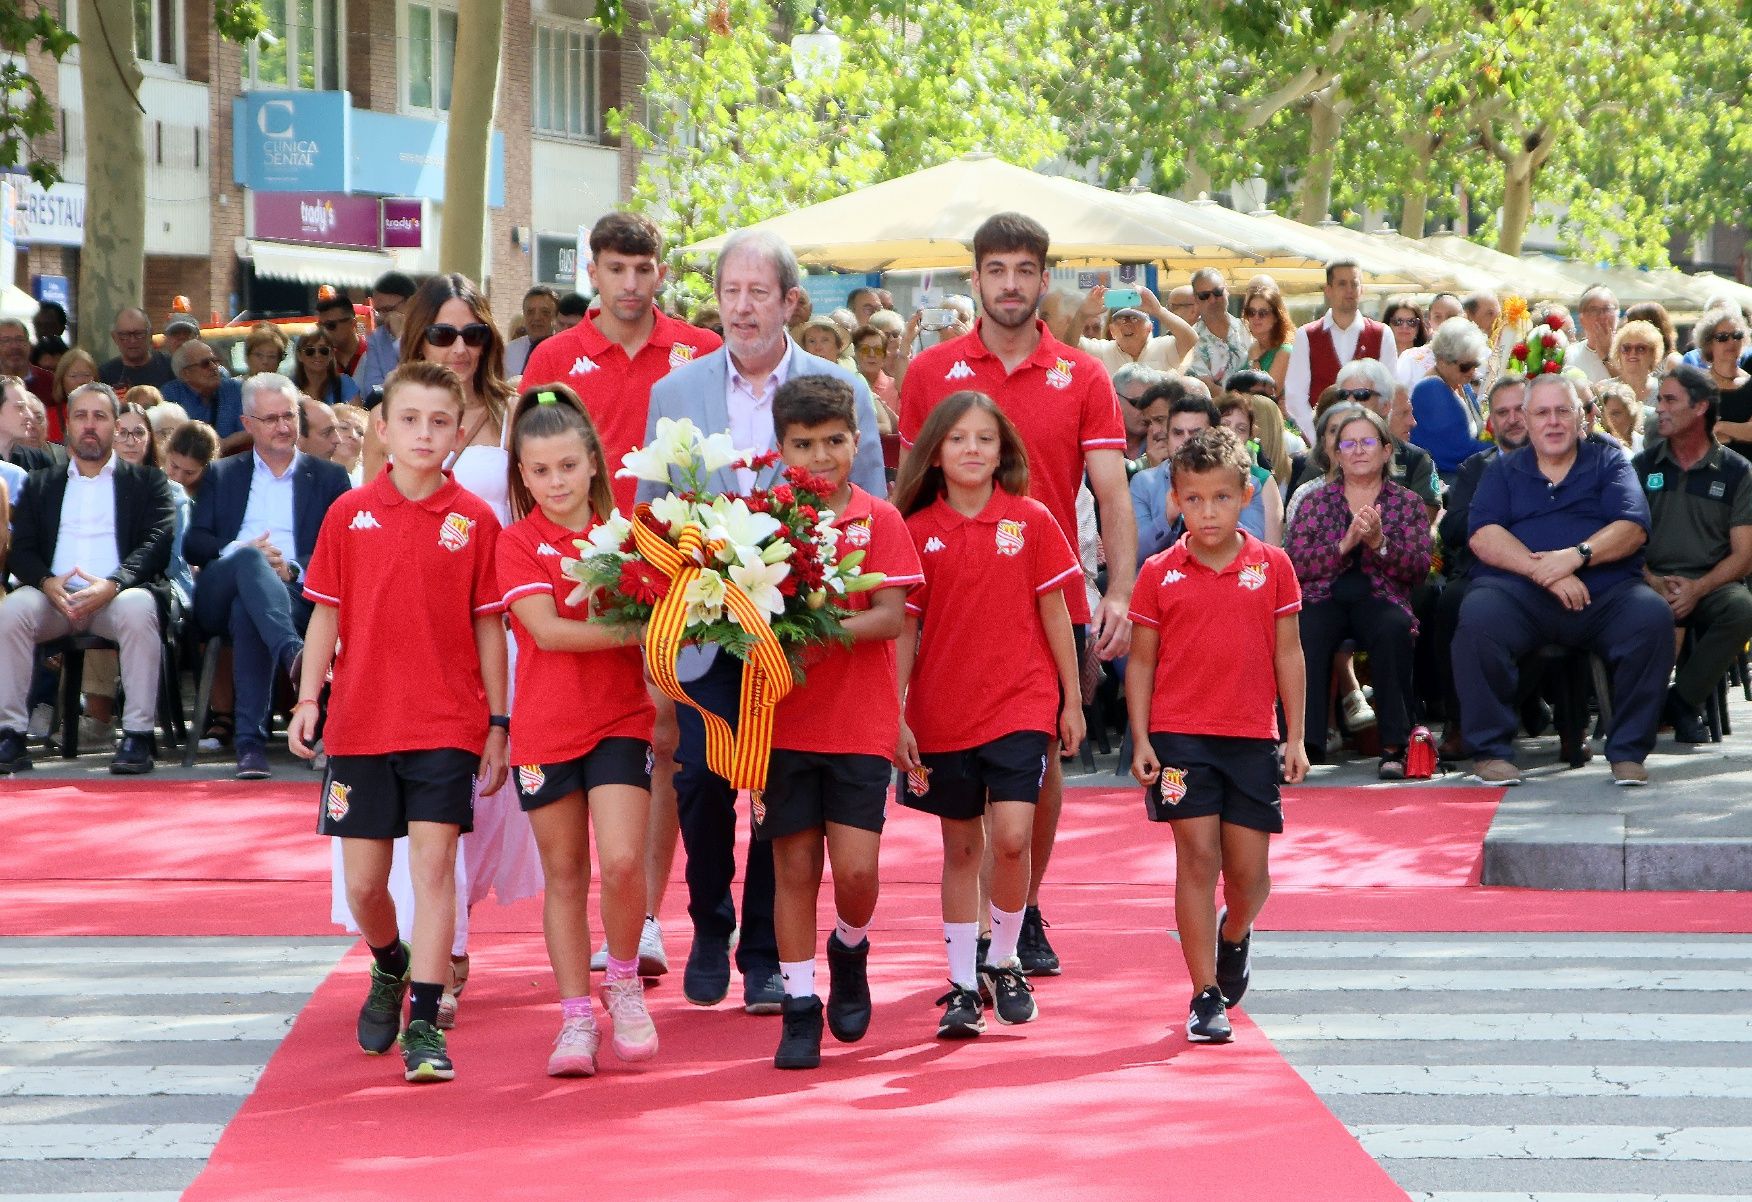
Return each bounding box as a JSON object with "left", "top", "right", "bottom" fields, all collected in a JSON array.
[
  {"left": 185, "top": 375, "right": 352, "bottom": 780},
  {"left": 1285, "top": 260, "right": 1398, "bottom": 437},
  {"left": 1071, "top": 286, "right": 1197, "bottom": 376},
  {"left": 1184, "top": 268, "right": 1254, "bottom": 389},
  {"left": 1566, "top": 285, "right": 1618, "bottom": 383},
  {"left": 0, "top": 383, "right": 174, "bottom": 774}
]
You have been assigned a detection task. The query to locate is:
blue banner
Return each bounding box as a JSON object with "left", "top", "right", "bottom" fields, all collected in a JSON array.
[{"left": 233, "top": 91, "right": 351, "bottom": 192}]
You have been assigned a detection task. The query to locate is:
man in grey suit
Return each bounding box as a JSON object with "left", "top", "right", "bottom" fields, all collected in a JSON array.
[{"left": 639, "top": 230, "right": 887, "bottom": 1016}]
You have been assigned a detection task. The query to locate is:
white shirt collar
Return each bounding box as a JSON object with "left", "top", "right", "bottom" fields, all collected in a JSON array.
[
  {"left": 1325, "top": 310, "right": 1362, "bottom": 334},
  {"left": 68, "top": 452, "right": 118, "bottom": 481},
  {"left": 254, "top": 449, "right": 301, "bottom": 480}
]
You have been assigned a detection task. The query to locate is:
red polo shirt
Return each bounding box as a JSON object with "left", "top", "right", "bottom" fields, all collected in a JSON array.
[
  {"left": 497, "top": 508, "right": 655, "bottom": 765},
  {"left": 521, "top": 308, "right": 723, "bottom": 514},
  {"left": 898, "top": 319, "right": 1123, "bottom": 625},
  {"left": 1127, "top": 532, "right": 1302, "bottom": 740},
  {"left": 902, "top": 487, "right": 1080, "bottom": 753},
  {"left": 773, "top": 486, "right": 923, "bottom": 758},
  {"left": 303, "top": 469, "right": 504, "bottom": 757}
]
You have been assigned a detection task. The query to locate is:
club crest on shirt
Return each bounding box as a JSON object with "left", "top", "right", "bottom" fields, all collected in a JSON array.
[
  {"left": 439, "top": 512, "right": 475, "bottom": 552},
  {"left": 325, "top": 781, "right": 351, "bottom": 822},
  {"left": 1045, "top": 357, "right": 1075, "bottom": 390},
  {"left": 517, "top": 764, "right": 546, "bottom": 794},
  {"left": 669, "top": 343, "right": 698, "bottom": 369},
  {"left": 1158, "top": 766, "right": 1187, "bottom": 805},
  {"left": 995, "top": 519, "right": 1026, "bottom": 556},
  {"left": 1238, "top": 561, "right": 1268, "bottom": 591},
  {"left": 841, "top": 518, "right": 872, "bottom": 549},
  {"left": 1646, "top": 472, "right": 1664, "bottom": 491}
]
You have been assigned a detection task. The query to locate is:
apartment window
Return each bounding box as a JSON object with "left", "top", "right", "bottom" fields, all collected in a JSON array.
[
  {"left": 403, "top": 0, "right": 457, "bottom": 115},
  {"left": 132, "top": 0, "right": 182, "bottom": 68},
  {"left": 532, "top": 22, "right": 599, "bottom": 140},
  {"left": 250, "top": 0, "right": 344, "bottom": 90}
]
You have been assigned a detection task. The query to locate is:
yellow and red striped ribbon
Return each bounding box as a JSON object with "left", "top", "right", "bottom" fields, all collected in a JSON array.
[{"left": 632, "top": 504, "right": 795, "bottom": 791}]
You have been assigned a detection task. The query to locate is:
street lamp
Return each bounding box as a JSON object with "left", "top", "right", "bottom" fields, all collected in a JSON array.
[{"left": 790, "top": 4, "right": 841, "bottom": 82}]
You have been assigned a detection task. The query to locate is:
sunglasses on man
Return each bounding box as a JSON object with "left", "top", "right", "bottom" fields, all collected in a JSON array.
[{"left": 1195, "top": 287, "right": 1226, "bottom": 301}]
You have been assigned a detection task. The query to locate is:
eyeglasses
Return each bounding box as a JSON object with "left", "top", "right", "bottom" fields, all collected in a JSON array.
[
  {"left": 1243, "top": 307, "right": 1273, "bottom": 320},
  {"left": 1195, "top": 288, "right": 1226, "bottom": 301},
  {"left": 373, "top": 300, "right": 402, "bottom": 315},
  {"left": 186, "top": 357, "right": 219, "bottom": 370},
  {"left": 424, "top": 323, "right": 492, "bottom": 348},
  {"left": 245, "top": 410, "right": 298, "bottom": 427},
  {"left": 1336, "top": 388, "right": 1379, "bottom": 402},
  {"left": 115, "top": 428, "right": 150, "bottom": 443},
  {"left": 112, "top": 329, "right": 148, "bottom": 340},
  {"left": 300, "top": 345, "right": 332, "bottom": 358},
  {"left": 1390, "top": 317, "right": 1422, "bottom": 329},
  {"left": 1713, "top": 331, "right": 1746, "bottom": 343},
  {"left": 1581, "top": 304, "right": 1616, "bottom": 317},
  {"left": 1338, "top": 437, "right": 1382, "bottom": 452},
  {"left": 319, "top": 318, "right": 354, "bottom": 332},
  {"left": 1620, "top": 344, "right": 1655, "bottom": 355},
  {"left": 1454, "top": 360, "right": 1480, "bottom": 374}
]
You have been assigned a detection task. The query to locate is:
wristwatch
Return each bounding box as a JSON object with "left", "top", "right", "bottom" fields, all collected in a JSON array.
[
  {"left": 488, "top": 714, "right": 510, "bottom": 731},
  {"left": 1576, "top": 542, "right": 1593, "bottom": 565}
]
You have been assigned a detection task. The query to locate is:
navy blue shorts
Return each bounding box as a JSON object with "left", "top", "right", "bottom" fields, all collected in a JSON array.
[
  {"left": 754, "top": 749, "right": 891, "bottom": 841},
  {"left": 514, "top": 737, "right": 654, "bottom": 811},
  {"left": 1145, "top": 732, "right": 1283, "bottom": 833},
  {"left": 319, "top": 748, "right": 478, "bottom": 838},
  {"left": 902, "top": 731, "right": 1052, "bottom": 820}
]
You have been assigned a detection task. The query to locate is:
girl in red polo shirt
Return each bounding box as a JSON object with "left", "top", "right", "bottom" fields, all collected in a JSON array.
[
  {"left": 498, "top": 384, "right": 659, "bottom": 1077},
  {"left": 892, "top": 390, "right": 1084, "bottom": 1040}
]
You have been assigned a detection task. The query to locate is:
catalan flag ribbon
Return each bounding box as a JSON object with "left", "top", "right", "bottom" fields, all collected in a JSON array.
[{"left": 632, "top": 505, "right": 795, "bottom": 791}]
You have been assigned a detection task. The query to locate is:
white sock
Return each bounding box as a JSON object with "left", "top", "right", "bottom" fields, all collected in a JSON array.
[
  {"left": 779, "top": 958, "right": 816, "bottom": 1000},
  {"left": 944, "top": 922, "right": 979, "bottom": 989},
  {"left": 988, "top": 904, "right": 1024, "bottom": 966},
  {"left": 834, "top": 916, "right": 869, "bottom": 948}
]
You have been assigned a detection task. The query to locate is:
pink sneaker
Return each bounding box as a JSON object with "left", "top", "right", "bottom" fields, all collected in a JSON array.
[
  {"left": 546, "top": 1013, "right": 600, "bottom": 1077},
  {"left": 601, "top": 977, "right": 659, "bottom": 1062}
]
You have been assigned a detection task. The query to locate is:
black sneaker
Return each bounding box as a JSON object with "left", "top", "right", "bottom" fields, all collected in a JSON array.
[
  {"left": 980, "top": 958, "right": 1038, "bottom": 1025},
  {"left": 683, "top": 933, "right": 731, "bottom": 1006},
  {"left": 824, "top": 933, "right": 872, "bottom": 1043},
  {"left": 1215, "top": 906, "right": 1252, "bottom": 1007},
  {"left": 399, "top": 1019, "right": 454, "bottom": 1082},
  {"left": 773, "top": 996, "right": 824, "bottom": 1069},
  {"left": 1665, "top": 686, "right": 1709, "bottom": 744},
  {"left": 1377, "top": 751, "right": 1406, "bottom": 781},
  {"left": 743, "top": 969, "right": 785, "bottom": 1015},
  {"left": 1187, "top": 986, "right": 1232, "bottom": 1043},
  {"left": 108, "top": 731, "right": 154, "bottom": 775},
  {"left": 358, "top": 950, "right": 410, "bottom": 1054},
  {"left": 235, "top": 743, "right": 272, "bottom": 780},
  {"left": 1017, "top": 906, "right": 1061, "bottom": 976},
  {"left": 934, "top": 983, "right": 985, "bottom": 1039},
  {"left": 0, "top": 729, "right": 32, "bottom": 774}
]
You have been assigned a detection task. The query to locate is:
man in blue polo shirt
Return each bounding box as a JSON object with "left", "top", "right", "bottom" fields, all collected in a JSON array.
[{"left": 1452, "top": 373, "right": 1674, "bottom": 786}]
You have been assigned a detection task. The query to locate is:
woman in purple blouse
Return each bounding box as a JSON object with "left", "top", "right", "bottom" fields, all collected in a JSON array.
[{"left": 1286, "top": 407, "right": 1434, "bottom": 779}]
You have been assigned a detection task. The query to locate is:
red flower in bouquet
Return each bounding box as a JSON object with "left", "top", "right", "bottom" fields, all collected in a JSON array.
[
  {"left": 1511, "top": 342, "right": 1530, "bottom": 361},
  {"left": 1541, "top": 360, "right": 1561, "bottom": 374},
  {"left": 1545, "top": 313, "right": 1566, "bottom": 330},
  {"left": 770, "top": 483, "right": 795, "bottom": 506},
  {"left": 617, "top": 559, "right": 671, "bottom": 605},
  {"left": 783, "top": 464, "right": 838, "bottom": 498}
]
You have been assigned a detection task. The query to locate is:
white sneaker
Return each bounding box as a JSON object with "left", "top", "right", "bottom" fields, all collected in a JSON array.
[
  {"left": 78, "top": 716, "right": 115, "bottom": 748},
  {"left": 27, "top": 703, "right": 53, "bottom": 741},
  {"left": 638, "top": 916, "right": 669, "bottom": 978},
  {"left": 1340, "top": 689, "right": 1377, "bottom": 730},
  {"left": 600, "top": 976, "right": 659, "bottom": 1061}
]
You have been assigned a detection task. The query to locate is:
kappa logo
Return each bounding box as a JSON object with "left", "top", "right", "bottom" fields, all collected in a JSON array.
[
  {"left": 438, "top": 512, "right": 475, "bottom": 552},
  {"left": 537, "top": 543, "right": 561, "bottom": 557},
  {"left": 669, "top": 343, "right": 697, "bottom": 369},
  {"left": 923, "top": 536, "right": 946, "bottom": 553},
  {"left": 945, "top": 360, "right": 975, "bottom": 381},
  {"left": 841, "top": 519, "right": 872, "bottom": 549},
  {"left": 1162, "top": 569, "right": 1186, "bottom": 585},
  {"left": 325, "top": 781, "right": 351, "bottom": 822},
  {"left": 1158, "top": 766, "right": 1188, "bottom": 806},
  {"left": 1238, "top": 561, "right": 1268, "bottom": 591},
  {"left": 995, "top": 518, "right": 1026, "bottom": 556},
  {"left": 569, "top": 357, "right": 599, "bottom": 377},
  {"left": 516, "top": 765, "right": 546, "bottom": 794},
  {"left": 1044, "top": 357, "right": 1075, "bottom": 391},
  {"left": 348, "top": 510, "right": 381, "bottom": 531}
]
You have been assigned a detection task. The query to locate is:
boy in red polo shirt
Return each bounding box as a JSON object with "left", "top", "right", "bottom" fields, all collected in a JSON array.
[
  {"left": 1126, "top": 427, "right": 1307, "bottom": 1046},
  {"left": 761, "top": 376, "right": 922, "bottom": 1070},
  {"left": 289, "top": 360, "right": 509, "bottom": 1084}
]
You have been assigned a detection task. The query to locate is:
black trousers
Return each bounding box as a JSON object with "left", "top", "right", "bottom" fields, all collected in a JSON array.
[{"left": 1301, "top": 571, "right": 1417, "bottom": 753}]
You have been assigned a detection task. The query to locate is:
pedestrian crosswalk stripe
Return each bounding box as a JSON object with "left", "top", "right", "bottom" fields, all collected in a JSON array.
[
  {"left": 0, "top": 1065, "right": 263, "bottom": 1097},
  {"left": 0, "top": 973, "right": 332, "bottom": 998},
  {"left": 1414, "top": 1194, "right": 1743, "bottom": 1202},
  {"left": 1257, "top": 939, "right": 1752, "bottom": 962},
  {"left": 1299, "top": 1064, "right": 1752, "bottom": 1098},
  {"left": 1250, "top": 1012, "right": 1752, "bottom": 1042},
  {"left": 0, "top": 1013, "right": 295, "bottom": 1043},
  {"left": 1266, "top": 968, "right": 1752, "bottom": 991},
  {"left": 0, "top": 1123, "right": 229, "bottom": 1160},
  {"left": 1354, "top": 1124, "right": 1752, "bottom": 1162},
  {"left": 0, "top": 944, "right": 347, "bottom": 968},
  {"left": 0, "top": 1193, "right": 186, "bottom": 1202}
]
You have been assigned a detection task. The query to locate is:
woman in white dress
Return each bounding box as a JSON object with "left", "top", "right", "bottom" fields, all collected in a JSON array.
[{"left": 341, "top": 273, "right": 544, "bottom": 1026}]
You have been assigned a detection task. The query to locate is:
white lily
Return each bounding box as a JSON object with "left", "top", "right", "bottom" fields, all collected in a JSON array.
[
  {"left": 583, "top": 512, "right": 633, "bottom": 556},
  {"left": 704, "top": 495, "right": 782, "bottom": 549},
  {"left": 648, "top": 493, "right": 695, "bottom": 538},
  {"left": 697, "top": 430, "right": 745, "bottom": 475},
  {"left": 618, "top": 417, "right": 700, "bottom": 482},
  {"left": 728, "top": 549, "right": 791, "bottom": 619},
  {"left": 684, "top": 568, "right": 727, "bottom": 625}
]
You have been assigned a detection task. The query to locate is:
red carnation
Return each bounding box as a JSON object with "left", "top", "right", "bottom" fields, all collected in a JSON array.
[
  {"left": 1541, "top": 360, "right": 1560, "bottom": 374},
  {"left": 771, "top": 484, "right": 795, "bottom": 506},
  {"left": 777, "top": 573, "right": 800, "bottom": 597},
  {"left": 1511, "top": 342, "right": 1529, "bottom": 360},
  {"left": 1542, "top": 330, "right": 1559, "bottom": 348},
  {"left": 617, "top": 560, "right": 670, "bottom": 605},
  {"left": 798, "top": 504, "right": 819, "bottom": 523},
  {"left": 1545, "top": 313, "right": 1566, "bottom": 330}
]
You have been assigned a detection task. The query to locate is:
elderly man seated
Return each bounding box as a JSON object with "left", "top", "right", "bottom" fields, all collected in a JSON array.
[
  {"left": 1452, "top": 374, "right": 1674, "bottom": 786},
  {"left": 1633, "top": 365, "right": 1752, "bottom": 743},
  {"left": 0, "top": 383, "right": 175, "bottom": 775},
  {"left": 163, "top": 341, "right": 246, "bottom": 452}
]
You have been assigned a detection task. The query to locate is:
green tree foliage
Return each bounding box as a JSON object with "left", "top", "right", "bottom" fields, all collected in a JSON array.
[{"left": 1, "top": 4, "right": 80, "bottom": 187}]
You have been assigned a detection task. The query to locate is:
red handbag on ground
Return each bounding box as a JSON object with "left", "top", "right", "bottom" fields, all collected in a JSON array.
[{"left": 1405, "top": 726, "right": 1438, "bottom": 779}]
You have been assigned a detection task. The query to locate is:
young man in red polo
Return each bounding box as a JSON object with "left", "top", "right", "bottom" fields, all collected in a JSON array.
[
  {"left": 520, "top": 211, "right": 722, "bottom": 981},
  {"left": 898, "top": 211, "right": 1137, "bottom": 978}
]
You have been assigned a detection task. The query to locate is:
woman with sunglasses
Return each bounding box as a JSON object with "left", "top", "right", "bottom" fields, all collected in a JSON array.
[
  {"left": 1408, "top": 317, "right": 1492, "bottom": 478},
  {"left": 1381, "top": 296, "right": 1427, "bottom": 359},
  {"left": 291, "top": 330, "right": 362, "bottom": 410},
  {"left": 1241, "top": 281, "right": 1295, "bottom": 398},
  {"left": 1697, "top": 308, "right": 1752, "bottom": 462},
  {"left": 1608, "top": 319, "right": 1664, "bottom": 409},
  {"left": 345, "top": 273, "right": 542, "bottom": 1031}
]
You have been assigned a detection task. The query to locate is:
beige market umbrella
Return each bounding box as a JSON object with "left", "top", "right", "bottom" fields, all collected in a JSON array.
[
  {"left": 1245, "top": 217, "right": 1512, "bottom": 297},
  {"left": 682, "top": 154, "right": 1294, "bottom": 272},
  {"left": 1690, "top": 272, "right": 1752, "bottom": 314}
]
